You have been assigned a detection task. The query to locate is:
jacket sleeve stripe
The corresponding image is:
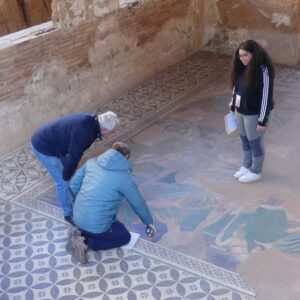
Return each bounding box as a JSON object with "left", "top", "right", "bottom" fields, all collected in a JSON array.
[
  {"left": 229, "top": 87, "right": 235, "bottom": 108},
  {"left": 258, "top": 66, "right": 269, "bottom": 123}
]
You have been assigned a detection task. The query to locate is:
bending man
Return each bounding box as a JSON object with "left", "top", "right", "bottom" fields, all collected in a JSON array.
[{"left": 31, "top": 111, "right": 119, "bottom": 224}]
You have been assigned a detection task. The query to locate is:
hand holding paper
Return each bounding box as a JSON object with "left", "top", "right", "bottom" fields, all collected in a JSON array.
[{"left": 224, "top": 112, "right": 237, "bottom": 135}]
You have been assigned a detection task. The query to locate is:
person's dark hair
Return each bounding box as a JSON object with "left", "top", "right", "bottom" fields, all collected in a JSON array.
[
  {"left": 230, "top": 39, "right": 275, "bottom": 88},
  {"left": 112, "top": 142, "right": 131, "bottom": 159}
]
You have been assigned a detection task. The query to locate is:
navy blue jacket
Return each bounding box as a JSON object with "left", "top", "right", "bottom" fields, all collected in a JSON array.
[{"left": 31, "top": 113, "right": 101, "bottom": 181}]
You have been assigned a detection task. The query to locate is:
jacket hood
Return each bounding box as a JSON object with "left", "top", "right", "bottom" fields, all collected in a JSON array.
[{"left": 96, "top": 149, "right": 131, "bottom": 171}]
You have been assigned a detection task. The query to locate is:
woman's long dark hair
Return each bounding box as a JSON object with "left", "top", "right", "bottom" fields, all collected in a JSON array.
[{"left": 230, "top": 40, "right": 275, "bottom": 89}]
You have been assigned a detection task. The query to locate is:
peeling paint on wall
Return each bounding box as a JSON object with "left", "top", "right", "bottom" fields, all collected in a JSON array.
[
  {"left": 272, "top": 12, "right": 292, "bottom": 27},
  {"left": 93, "top": 0, "right": 111, "bottom": 16},
  {"left": 159, "top": 16, "right": 195, "bottom": 57},
  {"left": 227, "top": 28, "right": 250, "bottom": 50},
  {"left": 53, "top": 0, "right": 114, "bottom": 27},
  {"left": 257, "top": 9, "right": 270, "bottom": 20},
  {"left": 203, "top": 0, "right": 220, "bottom": 45},
  {"left": 88, "top": 32, "right": 134, "bottom": 66},
  {"left": 119, "top": 0, "right": 144, "bottom": 8},
  {"left": 203, "top": 0, "right": 300, "bottom": 64},
  {"left": 70, "top": 0, "right": 86, "bottom": 17},
  {"left": 0, "top": 0, "right": 203, "bottom": 154},
  {"left": 93, "top": 6, "right": 109, "bottom": 16}
]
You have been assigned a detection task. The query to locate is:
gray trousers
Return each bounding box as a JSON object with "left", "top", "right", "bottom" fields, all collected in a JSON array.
[{"left": 235, "top": 111, "right": 268, "bottom": 174}]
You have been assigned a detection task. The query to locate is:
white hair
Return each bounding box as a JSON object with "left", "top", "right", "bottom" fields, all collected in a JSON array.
[{"left": 97, "top": 111, "right": 120, "bottom": 131}]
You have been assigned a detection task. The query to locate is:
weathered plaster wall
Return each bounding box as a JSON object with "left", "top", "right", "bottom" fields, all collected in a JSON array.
[
  {"left": 0, "top": 0, "right": 52, "bottom": 37},
  {"left": 0, "top": 0, "right": 204, "bottom": 155},
  {"left": 203, "top": 0, "right": 300, "bottom": 65}
]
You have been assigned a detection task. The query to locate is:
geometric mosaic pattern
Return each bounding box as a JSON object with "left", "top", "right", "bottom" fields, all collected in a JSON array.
[
  {"left": 0, "top": 144, "right": 48, "bottom": 202},
  {"left": 3, "top": 176, "right": 257, "bottom": 298},
  {"left": 135, "top": 239, "right": 255, "bottom": 295},
  {"left": 0, "top": 201, "right": 255, "bottom": 300}
]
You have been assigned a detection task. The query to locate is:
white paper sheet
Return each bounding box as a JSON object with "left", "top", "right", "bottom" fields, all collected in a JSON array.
[
  {"left": 224, "top": 112, "right": 238, "bottom": 135},
  {"left": 122, "top": 232, "right": 140, "bottom": 249}
]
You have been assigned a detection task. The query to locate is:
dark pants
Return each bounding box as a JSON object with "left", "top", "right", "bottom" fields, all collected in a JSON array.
[{"left": 80, "top": 220, "right": 131, "bottom": 251}]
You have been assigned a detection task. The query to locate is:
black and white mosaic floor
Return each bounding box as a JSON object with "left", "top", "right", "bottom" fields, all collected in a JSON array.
[{"left": 1, "top": 200, "right": 255, "bottom": 300}]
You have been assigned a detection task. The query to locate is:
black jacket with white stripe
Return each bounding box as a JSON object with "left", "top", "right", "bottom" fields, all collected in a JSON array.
[{"left": 230, "top": 65, "right": 274, "bottom": 126}]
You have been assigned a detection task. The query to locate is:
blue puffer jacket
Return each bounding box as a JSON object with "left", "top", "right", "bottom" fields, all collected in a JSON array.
[{"left": 71, "top": 149, "right": 153, "bottom": 234}]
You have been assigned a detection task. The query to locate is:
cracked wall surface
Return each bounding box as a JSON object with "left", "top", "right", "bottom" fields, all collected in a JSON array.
[
  {"left": 0, "top": 0, "right": 203, "bottom": 155},
  {"left": 203, "top": 0, "right": 300, "bottom": 64},
  {"left": 1, "top": 0, "right": 300, "bottom": 155}
]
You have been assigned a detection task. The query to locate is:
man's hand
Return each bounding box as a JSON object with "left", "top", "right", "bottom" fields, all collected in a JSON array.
[{"left": 145, "top": 224, "right": 156, "bottom": 238}]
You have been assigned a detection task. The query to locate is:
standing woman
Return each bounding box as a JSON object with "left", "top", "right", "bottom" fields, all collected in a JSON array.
[{"left": 229, "top": 40, "right": 275, "bottom": 183}]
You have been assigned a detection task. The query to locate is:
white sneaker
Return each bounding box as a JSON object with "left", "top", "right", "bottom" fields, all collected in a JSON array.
[
  {"left": 233, "top": 166, "right": 249, "bottom": 179},
  {"left": 238, "top": 171, "right": 261, "bottom": 183}
]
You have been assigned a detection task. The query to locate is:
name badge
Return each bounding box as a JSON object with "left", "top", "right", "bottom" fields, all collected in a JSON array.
[{"left": 235, "top": 95, "right": 241, "bottom": 108}]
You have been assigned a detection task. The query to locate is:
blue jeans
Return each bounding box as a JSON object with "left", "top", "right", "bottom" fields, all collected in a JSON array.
[{"left": 32, "top": 146, "right": 73, "bottom": 216}]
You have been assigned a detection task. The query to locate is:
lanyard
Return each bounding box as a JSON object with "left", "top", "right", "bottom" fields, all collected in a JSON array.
[{"left": 237, "top": 70, "right": 245, "bottom": 95}]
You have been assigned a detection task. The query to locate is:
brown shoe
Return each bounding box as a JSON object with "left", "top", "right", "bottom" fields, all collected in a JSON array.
[
  {"left": 74, "top": 236, "right": 88, "bottom": 264},
  {"left": 65, "top": 227, "right": 81, "bottom": 254}
]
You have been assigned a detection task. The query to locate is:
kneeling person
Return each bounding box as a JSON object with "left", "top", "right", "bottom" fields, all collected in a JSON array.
[{"left": 68, "top": 142, "right": 155, "bottom": 263}]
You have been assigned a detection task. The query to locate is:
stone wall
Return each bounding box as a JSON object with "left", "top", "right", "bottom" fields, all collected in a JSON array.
[
  {"left": 0, "top": 0, "right": 203, "bottom": 155},
  {"left": 2, "top": 0, "right": 299, "bottom": 156},
  {"left": 203, "top": 0, "right": 300, "bottom": 65}
]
